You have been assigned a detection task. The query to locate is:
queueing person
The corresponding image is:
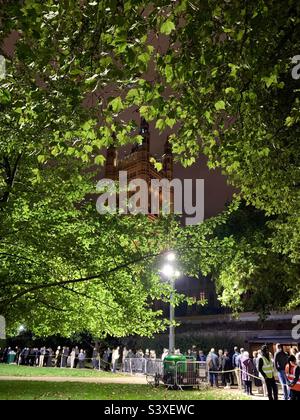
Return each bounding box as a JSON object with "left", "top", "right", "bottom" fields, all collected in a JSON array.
[
  {"left": 274, "top": 343, "right": 289, "bottom": 400},
  {"left": 78, "top": 349, "right": 86, "bottom": 368},
  {"left": 70, "top": 348, "right": 76, "bottom": 369},
  {"left": 197, "top": 350, "right": 206, "bottom": 362},
  {"left": 111, "top": 346, "right": 120, "bottom": 373},
  {"left": 286, "top": 355, "right": 300, "bottom": 400},
  {"left": 55, "top": 346, "right": 61, "bottom": 368},
  {"left": 235, "top": 348, "right": 245, "bottom": 390},
  {"left": 258, "top": 345, "right": 278, "bottom": 401},
  {"left": 92, "top": 347, "right": 99, "bottom": 370},
  {"left": 240, "top": 351, "right": 254, "bottom": 396},
  {"left": 222, "top": 351, "right": 233, "bottom": 389},
  {"left": 218, "top": 350, "right": 224, "bottom": 386},
  {"left": 39, "top": 346, "right": 46, "bottom": 368},
  {"left": 252, "top": 351, "right": 264, "bottom": 395},
  {"left": 232, "top": 346, "right": 240, "bottom": 387},
  {"left": 207, "top": 348, "right": 219, "bottom": 387}
]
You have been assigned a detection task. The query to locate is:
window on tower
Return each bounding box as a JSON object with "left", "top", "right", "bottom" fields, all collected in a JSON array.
[{"left": 199, "top": 291, "right": 206, "bottom": 301}]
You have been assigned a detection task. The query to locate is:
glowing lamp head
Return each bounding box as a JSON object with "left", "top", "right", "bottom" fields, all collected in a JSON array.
[
  {"left": 166, "top": 252, "right": 176, "bottom": 262},
  {"left": 18, "top": 325, "right": 26, "bottom": 334},
  {"left": 161, "top": 264, "right": 174, "bottom": 278}
]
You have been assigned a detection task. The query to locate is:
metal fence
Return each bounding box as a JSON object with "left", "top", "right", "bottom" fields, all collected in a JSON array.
[
  {"left": 136, "top": 359, "right": 210, "bottom": 389},
  {"left": 143, "top": 359, "right": 268, "bottom": 393},
  {"left": 123, "top": 358, "right": 208, "bottom": 388},
  {"left": 175, "top": 361, "right": 207, "bottom": 387},
  {"left": 123, "top": 358, "right": 163, "bottom": 375}
]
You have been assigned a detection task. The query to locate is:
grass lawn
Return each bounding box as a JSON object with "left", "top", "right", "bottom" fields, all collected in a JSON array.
[
  {"left": 0, "top": 364, "right": 122, "bottom": 378},
  {"left": 0, "top": 381, "right": 250, "bottom": 400}
]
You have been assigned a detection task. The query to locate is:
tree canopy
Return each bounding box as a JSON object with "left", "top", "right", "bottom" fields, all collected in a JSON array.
[{"left": 0, "top": 0, "right": 299, "bottom": 336}]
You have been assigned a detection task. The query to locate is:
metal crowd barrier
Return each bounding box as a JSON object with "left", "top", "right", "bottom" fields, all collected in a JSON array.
[
  {"left": 146, "top": 359, "right": 163, "bottom": 376},
  {"left": 175, "top": 361, "right": 207, "bottom": 387},
  {"left": 123, "top": 358, "right": 163, "bottom": 375},
  {"left": 161, "top": 360, "right": 177, "bottom": 388},
  {"left": 124, "top": 358, "right": 206, "bottom": 388}
]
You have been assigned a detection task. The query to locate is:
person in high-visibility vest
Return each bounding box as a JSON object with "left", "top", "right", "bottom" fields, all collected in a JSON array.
[
  {"left": 258, "top": 345, "right": 278, "bottom": 401},
  {"left": 286, "top": 355, "right": 300, "bottom": 401}
]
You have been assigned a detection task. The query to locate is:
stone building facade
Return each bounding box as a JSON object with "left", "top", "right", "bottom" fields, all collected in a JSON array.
[{"left": 104, "top": 118, "right": 219, "bottom": 317}]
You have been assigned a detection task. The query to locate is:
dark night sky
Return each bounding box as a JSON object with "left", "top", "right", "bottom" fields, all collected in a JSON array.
[{"left": 174, "top": 158, "right": 235, "bottom": 220}]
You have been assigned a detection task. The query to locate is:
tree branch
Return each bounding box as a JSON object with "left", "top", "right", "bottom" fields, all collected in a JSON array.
[
  {"left": 0, "top": 153, "right": 22, "bottom": 205},
  {"left": 0, "top": 252, "right": 37, "bottom": 264},
  {"left": 29, "top": 296, "right": 69, "bottom": 312},
  {"left": 4, "top": 251, "right": 162, "bottom": 304},
  {"left": 59, "top": 285, "right": 117, "bottom": 311}
]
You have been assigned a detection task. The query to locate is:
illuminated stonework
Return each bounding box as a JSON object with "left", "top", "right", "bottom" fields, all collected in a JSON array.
[{"left": 104, "top": 118, "right": 174, "bottom": 218}]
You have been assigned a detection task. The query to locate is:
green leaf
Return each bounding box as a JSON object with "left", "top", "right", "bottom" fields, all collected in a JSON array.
[
  {"left": 150, "top": 157, "right": 163, "bottom": 172},
  {"left": 156, "top": 119, "right": 165, "bottom": 130},
  {"left": 262, "top": 74, "right": 278, "bottom": 88},
  {"left": 0, "top": 89, "right": 11, "bottom": 104},
  {"left": 94, "top": 155, "right": 106, "bottom": 166},
  {"left": 165, "top": 65, "right": 173, "bottom": 82},
  {"left": 285, "top": 116, "right": 294, "bottom": 127},
  {"left": 154, "top": 161, "right": 163, "bottom": 172},
  {"left": 126, "top": 88, "right": 140, "bottom": 103},
  {"left": 160, "top": 20, "right": 176, "bottom": 35},
  {"left": 166, "top": 117, "right": 176, "bottom": 128},
  {"left": 37, "top": 155, "right": 46, "bottom": 164},
  {"left": 139, "top": 105, "right": 149, "bottom": 118},
  {"left": 204, "top": 111, "right": 213, "bottom": 123},
  {"left": 82, "top": 121, "right": 91, "bottom": 131},
  {"left": 84, "top": 145, "right": 93, "bottom": 153},
  {"left": 109, "top": 96, "right": 123, "bottom": 113},
  {"left": 138, "top": 52, "right": 150, "bottom": 65},
  {"left": 225, "top": 87, "right": 236, "bottom": 94},
  {"left": 214, "top": 100, "right": 226, "bottom": 111}
]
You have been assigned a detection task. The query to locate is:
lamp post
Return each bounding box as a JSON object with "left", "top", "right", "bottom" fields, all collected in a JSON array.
[{"left": 161, "top": 253, "right": 180, "bottom": 355}]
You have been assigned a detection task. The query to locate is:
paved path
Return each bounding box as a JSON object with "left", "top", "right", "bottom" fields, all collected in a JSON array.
[
  {"left": 0, "top": 375, "right": 148, "bottom": 384},
  {"left": 0, "top": 375, "right": 275, "bottom": 400}
]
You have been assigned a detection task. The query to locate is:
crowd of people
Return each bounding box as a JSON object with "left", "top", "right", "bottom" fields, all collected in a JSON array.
[
  {"left": 1, "top": 343, "right": 299, "bottom": 400},
  {"left": 0, "top": 345, "right": 158, "bottom": 371},
  {"left": 205, "top": 344, "right": 300, "bottom": 401},
  {"left": 0, "top": 346, "right": 91, "bottom": 369}
]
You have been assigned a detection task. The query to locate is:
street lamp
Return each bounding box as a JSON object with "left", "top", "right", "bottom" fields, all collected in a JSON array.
[
  {"left": 166, "top": 252, "right": 176, "bottom": 262},
  {"left": 161, "top": 253, "right": 180, "bottom": 355}
]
